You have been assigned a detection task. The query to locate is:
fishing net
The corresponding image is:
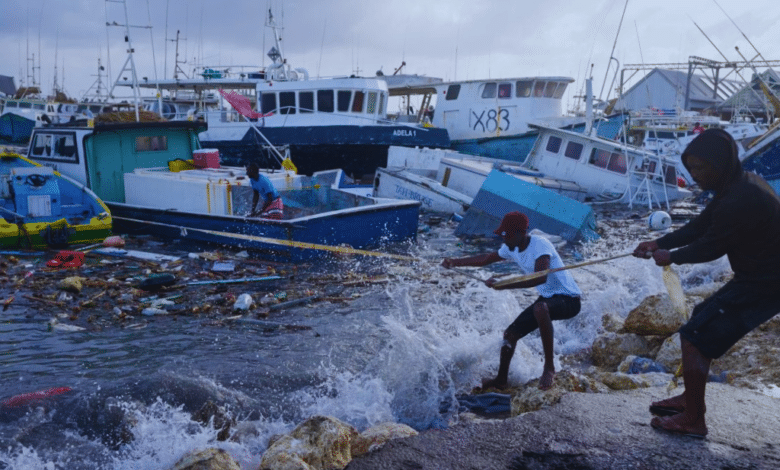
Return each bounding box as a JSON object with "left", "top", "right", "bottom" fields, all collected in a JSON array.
[{"left": 662, "top": 265, "right": 688, "bottom": 391}]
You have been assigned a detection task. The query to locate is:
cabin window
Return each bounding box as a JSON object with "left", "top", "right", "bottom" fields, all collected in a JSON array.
[
  {"left": 498, "top": 83, "right": 512, "bottom": 99},
  {"left": 546, "top": 136, "right": 562, "bottom": 153},
  {"left": 564, "top": 141, "right": 583, "bottom": 160},
  {"left": 445, "top": 84, "right": 461, "bottom": 100},
  {"left": 317, "top": 90, "right": 334, "bottom": 112},
  {"left": 544, "top": 82, "right": 558, "bottom": 98},
  {"left": 261, "top": 93, "right": 277, "bottom": 114},
  {"left": 30, "top": 133, "right": 79, "bottom": 163},
  {"left": 664, "top": 164, "right": 677, "bottom": 185},
  {"left": 135, "top": 135, "right": 168, "bottom": 152},
  {"left": 31, "top": 134, "right": 53, "bottom": 156},
  {"left": 481, "top": 82, "right": 497, "bottom": 98},
  {"left": 337, "top": 90, "right": 352, "bottom": 112},
  {"left": 378, "top": 92, "right": 385, "bottom": 115},
  {"left": 352, "top": 91, "right": 365, "bottom": 113},
  {"left": 589, "top": 148, "right": 611, "bottom": 168},
  {"left": 367, "top": 92, "right": 377, "bottom": 114},
  {"left": 5, "top": 101, "right": 17, "bottom": 108},
  {"left": 516, "top": 81, "right": 532, "bottom": 97},
  {"left": 53, "top": 134, "right": 77, "bottom": 158},
  {"left": 553, "top": 83, "right": 567, "bottom": 99},
  {"left": 299, "top": 91, "right": 314, "bottom": 113},
  {"left": 608, "top": 152, "right": 627, "bottom": 174},
  {"left": 279, "top": 92, "right": 296, "bottom": 115},
  {"left": 33, "top": 103, "right": 45, "bottom": 110},
  {"left": 534, "top": 81, "right": 546, "bottom": 97},
  {"left": 19, "top": 102, "right": 32, "bottom": 109}
]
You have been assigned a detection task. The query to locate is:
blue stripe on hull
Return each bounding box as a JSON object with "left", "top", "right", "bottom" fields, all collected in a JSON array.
[{"left": 200, "top": 125, "right": 450, "bottom": 177}]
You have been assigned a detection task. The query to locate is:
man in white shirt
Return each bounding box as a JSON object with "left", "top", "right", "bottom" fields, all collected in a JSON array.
[{"left": 442, "top": 211, "right": 582, "bottom": 390}]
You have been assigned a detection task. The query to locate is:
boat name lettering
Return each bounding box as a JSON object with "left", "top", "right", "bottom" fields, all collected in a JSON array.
[
  {"left": 393, "top": 129, "right": 417, "bottom": 137},
  {"left": 472, "top": 108, "right": 510, "bottom": 133},
  {"left": 394, "top": 185, "right": 433, "bottom": 207}
]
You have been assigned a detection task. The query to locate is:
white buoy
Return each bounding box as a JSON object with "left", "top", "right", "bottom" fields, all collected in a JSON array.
[{"left": 648, "top": 211, "right": 672, "bottom": 231}]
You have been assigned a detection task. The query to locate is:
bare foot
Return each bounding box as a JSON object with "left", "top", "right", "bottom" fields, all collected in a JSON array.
[
  {"left": 650, "top": 412, "right": 707, "bottom": 438},
  {"left": 480, "top": 377, "right": 508, "bottom": 391},
  {"left": 538, "top": 369, "right": 555, "bottom": 390}
]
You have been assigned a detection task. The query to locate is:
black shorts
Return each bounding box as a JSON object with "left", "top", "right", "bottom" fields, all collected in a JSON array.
[
  {"left": 679, "top": 280, "right": 780, "bottom": 359},
  {"left": 505, "top": 295, "right": 581, "bottom": 339}
]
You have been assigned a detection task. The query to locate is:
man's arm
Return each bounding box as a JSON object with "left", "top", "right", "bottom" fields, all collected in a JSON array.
[
  {"left": 488, "top": 255, "right": 550, "bottom": 290},
  {"left": 442, "top": 252, "right": 502, "bottom": 268}
]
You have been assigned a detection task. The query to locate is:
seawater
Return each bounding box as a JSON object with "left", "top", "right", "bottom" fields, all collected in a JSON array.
[{"left": 0, "top": 219, "right": 732, "bottom": 469}]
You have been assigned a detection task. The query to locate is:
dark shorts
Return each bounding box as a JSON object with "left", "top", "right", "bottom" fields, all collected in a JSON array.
[
  {"left": 505, "top": 295, "right": 581, "bottom": 339},
  {"left": 679, "top": 280, "right": 780, "bottom": 359}
]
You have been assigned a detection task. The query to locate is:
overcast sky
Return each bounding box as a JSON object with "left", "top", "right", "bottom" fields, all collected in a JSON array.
[{"left": 2, "top": 0, "right": 779, "bottom": 111}]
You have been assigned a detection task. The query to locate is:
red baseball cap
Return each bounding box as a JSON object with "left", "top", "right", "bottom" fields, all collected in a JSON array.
[{"left": 494, "top": 211, "right": 529, "bottom": 237}]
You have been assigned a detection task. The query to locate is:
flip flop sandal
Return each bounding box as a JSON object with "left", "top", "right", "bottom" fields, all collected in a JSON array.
[
  {"left": 649, "top": 404, "right": 684, "bottom": 416},
  {"left": 650, "top": 416, "right": 707, "bottom": 439}
]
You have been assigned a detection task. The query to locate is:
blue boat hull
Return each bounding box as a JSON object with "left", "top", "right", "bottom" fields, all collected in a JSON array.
[
  {"left": 200, "top": 125, "right": 450, "bottom": 178},
  {"left": 742, "top": 137, "right": 780, "bottom": 196},
  {"left": 107, "top": 199, "right": 420, "bottom": 262},
  {"left": 455, "top": 169, "right": 599, "bottom": 242},
  {"left": 0, "top": 113, "right": 36, "bottom": 144}
]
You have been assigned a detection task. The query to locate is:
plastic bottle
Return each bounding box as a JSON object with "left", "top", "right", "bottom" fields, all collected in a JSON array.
[{"left": 233, "top": 293, "right": 253, "bottom": 310}]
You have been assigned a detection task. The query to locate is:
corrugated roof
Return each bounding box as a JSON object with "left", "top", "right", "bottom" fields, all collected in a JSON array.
[{"left": 621, "top": 68, "right": 745, "bottom": 108}]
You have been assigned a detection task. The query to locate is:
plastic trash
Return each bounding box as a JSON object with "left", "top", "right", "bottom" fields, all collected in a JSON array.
[
  {"left": 141, "top": 307, "right": 169, "bottom": 316},
  {"left": 627, "top": 356, "right": 668, "bottom": 374},
  {"left": 212, "top": 261, "right": 235, "bottom": 272},
  {"left": 233, "top": 293, "right": 253, "bottom": 310},
  {"left": 137, "top": 273, "right": 177, "bottom": 292}
]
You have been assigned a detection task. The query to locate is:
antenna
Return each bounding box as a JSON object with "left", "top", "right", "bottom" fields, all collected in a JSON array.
[
  {"left": 599, "top": 0, "right": 629, "bottom": 102},
  {"left": 105, "top": 0, "right": 145, "bottom": 121}
]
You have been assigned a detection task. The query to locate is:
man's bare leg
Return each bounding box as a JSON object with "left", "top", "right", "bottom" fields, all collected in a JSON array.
[
  {"left": 651, "top": 338, "right": 710, "bottom": 436},
  {"left": 481, "top": 332, "right": 519, "bottom": 390},
  {"left": 533, "top": 301, "right": 556, "bottom": 390}
]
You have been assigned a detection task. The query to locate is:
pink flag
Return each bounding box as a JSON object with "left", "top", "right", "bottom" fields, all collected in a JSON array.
[{"left": 218, "top": 89, "right": 273, "bottom": 119}]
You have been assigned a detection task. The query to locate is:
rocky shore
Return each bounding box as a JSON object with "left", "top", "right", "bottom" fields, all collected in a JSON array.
[{"left": 345, "top": 383, "right": 780, "bottom": 470}]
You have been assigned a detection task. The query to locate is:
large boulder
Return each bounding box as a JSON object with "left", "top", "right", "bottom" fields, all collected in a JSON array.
[
  {"left": 510, "top": 370, "right": 608, "bottom": 416},
  {"left": 590, "top": 332, "right": 665, "bottom": 370},
  {"left": 260, "top": 416, "right": 358, "bottom": 470},
  {"left": 599, "top": 372, "right": 674, "bottom": 390},
  {"left": 620, "top": 294, "right": 687, "bottom": 336},
  {"left": 351, "top": 422, "right": 418, "bottom": 456},
  {"left": 654, "top": 333, "right": 683, "bottom": 373},
  {"left": 169, "top": 448, "right": 240, "bottom": 470}
]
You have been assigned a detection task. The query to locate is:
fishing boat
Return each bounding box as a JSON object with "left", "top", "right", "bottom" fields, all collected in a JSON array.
[
  {"left": 619, "top": 107, "right": 767, "bottom": 184},
  {"left": 133, "top": 11, "right": 449, "bottom": 179},
  {"left": 0, "top": 150, "right": 112, "bottom": 248},
  {"left": 26, "top": 121, "right": 421, "bottom": 261},
  {"left": 521, "top": 123, "right": 690, "bottom": 209},
  {"left": 373, "top": 147, "right": 587, "bottom": 216},
  {"left": 741, "top": 122, "right": 780, "bottom": 195},
  {"left": 387, "top": 76, "right": 626, "bottom": 164}
]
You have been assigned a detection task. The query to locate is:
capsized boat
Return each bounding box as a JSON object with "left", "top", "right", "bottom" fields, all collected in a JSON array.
[
  {"left": 741, "top": 122, "right": 780, "bottom": 196},
  {"left": 26, "top": 121, "right": 420, "bottom": 261},
  {"left": 0, "top": 151, "right": 112, "bottom": 248}
]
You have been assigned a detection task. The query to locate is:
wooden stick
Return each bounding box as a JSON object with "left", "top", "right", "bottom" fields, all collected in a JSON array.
[{"left": 492, "top": 252, "right": 633, "bottom": 288}]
